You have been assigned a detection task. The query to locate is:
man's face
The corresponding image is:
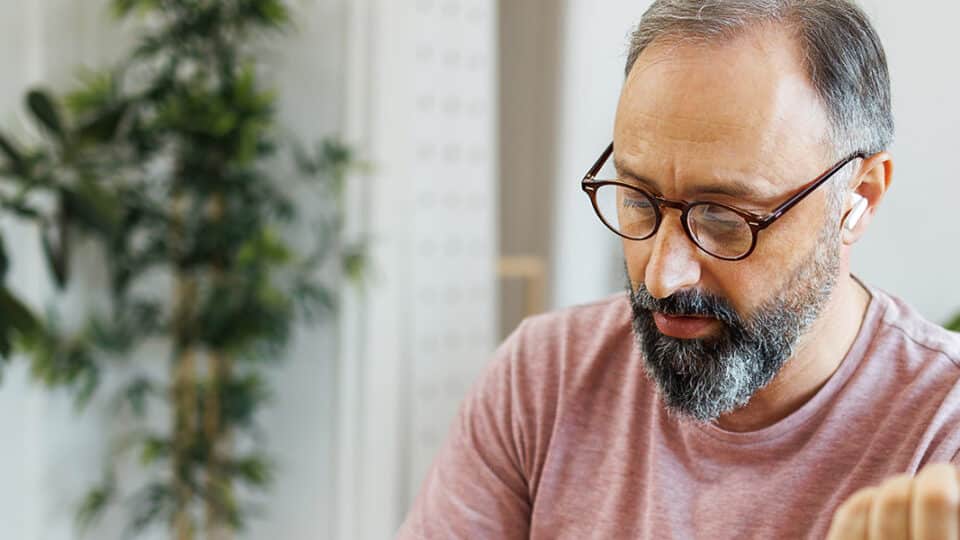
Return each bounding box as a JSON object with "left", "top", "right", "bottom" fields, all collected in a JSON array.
[{"left": 614, "top": 27, "right": 846, "bottom": 421}]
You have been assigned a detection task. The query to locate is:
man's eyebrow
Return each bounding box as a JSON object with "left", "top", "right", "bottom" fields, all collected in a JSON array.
[{"left": 612, "top": 156, "right": 773, "bottom": 203}]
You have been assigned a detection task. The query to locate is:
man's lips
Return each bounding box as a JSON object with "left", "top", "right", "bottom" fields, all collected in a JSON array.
[{"left": 652, "top": 312, "right": 719, "bottom": 339}]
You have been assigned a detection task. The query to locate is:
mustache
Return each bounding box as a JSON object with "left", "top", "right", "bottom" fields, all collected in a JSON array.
[{"left": 630, "top": 284, "right": 742, "bottom": 327}]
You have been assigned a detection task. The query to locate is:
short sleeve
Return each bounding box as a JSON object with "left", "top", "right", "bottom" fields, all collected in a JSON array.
[{"left": 395, "top": 322, "right": 533, "bottom": 539}]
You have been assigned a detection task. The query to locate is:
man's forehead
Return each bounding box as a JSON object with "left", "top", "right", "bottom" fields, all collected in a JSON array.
[
  {"left": 612, "top": 147, "right": 783, "bottom": 203},
  {"left": 613, "top": 26, "right": 832, "bottom": 193}
]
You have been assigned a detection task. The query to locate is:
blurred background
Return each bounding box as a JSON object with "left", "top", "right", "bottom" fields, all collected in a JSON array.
[{"left": 0, "top": 0, "right": 957, "bottom": 539}]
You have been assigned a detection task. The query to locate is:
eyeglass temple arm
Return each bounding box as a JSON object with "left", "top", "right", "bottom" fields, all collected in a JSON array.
[
  {"left": 757, "top": 152, "right": 867, "bottom": 227},
  {"left": 584, "top": 142, "right": 615, "bottom": 181}
]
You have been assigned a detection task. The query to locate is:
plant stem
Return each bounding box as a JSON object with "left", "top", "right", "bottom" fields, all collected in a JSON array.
[
  {"left": 172, "top": 341, "right": 196, "bottom": 540},
  {"left": 204, "top": 193, "right": 233, "bottom": 540},
  {"left": 204, "top": 350, "right": 232, "bottom": 540},
  {"left": 171, "top": 190, "right": 197, "bottom": 540}
]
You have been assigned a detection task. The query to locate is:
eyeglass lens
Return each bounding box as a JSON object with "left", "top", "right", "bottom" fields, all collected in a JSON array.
[{"left": 593, "top": 184, "right": 754, "bottom": 258}]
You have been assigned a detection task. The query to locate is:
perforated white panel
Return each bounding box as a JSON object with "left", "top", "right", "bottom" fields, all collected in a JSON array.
[
  {"left": 338, "top": 0, "right": 497, "bottom": 536},
  {"left": 406, "top": 0, "right": 498, "bottom": 502}
]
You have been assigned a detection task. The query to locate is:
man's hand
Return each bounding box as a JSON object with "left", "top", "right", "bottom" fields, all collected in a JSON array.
[{"left": 827, "top": 463, "right": 960, "bottom": 539}]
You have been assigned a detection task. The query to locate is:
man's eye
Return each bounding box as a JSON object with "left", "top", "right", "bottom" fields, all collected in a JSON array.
[
  {"left": 701, "top": 206, "right": 739, "bottom": 223},
  {"left": 623, "top": 197, "right": 652, "bottom": 210}
]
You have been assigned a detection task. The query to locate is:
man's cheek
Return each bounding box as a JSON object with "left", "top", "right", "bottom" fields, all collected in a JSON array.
[{"left": 622, "top": 241, "right": 650, "bottom": 288}]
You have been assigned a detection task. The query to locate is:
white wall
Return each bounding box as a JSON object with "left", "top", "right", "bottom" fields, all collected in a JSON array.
[
  {"left": 550, "top": 0, "right": 960, "bottom": 325},
  {"left": 247, "top": 2, "right": 349, "bottom": 539},
  {"left": 337, "top": 0, "right": 499, "bottom": 538}
]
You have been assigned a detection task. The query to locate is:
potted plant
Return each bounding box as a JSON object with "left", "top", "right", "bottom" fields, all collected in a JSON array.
[{"left": 0, "top": 1, "right": 361, "bottom": 537}]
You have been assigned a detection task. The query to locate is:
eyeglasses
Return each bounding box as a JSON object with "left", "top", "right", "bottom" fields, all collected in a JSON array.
[{"left": 581, "top": 142, "right": 865, "bottom": 261}]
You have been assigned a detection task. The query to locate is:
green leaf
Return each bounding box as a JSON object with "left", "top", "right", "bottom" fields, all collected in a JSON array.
[
  {"left": 293, "top": 281, "right": 335, "bottom": 321},
  {"left": 2, "top": 199, "right": 43, "bottom": 221},
  {"left": 222, "top": 374, "right": 270, "bottom": 427},
  {"left": 946, "top": 312, "right": 960, "bottom": 332},
  {"left": 26, "top": 90, "right": 66, "bottom": 141},
  {"left": 0, "top": 287, "right": 42, "bottom": 341},
  {"left": 65, "top": 69, "right": 117, "bottom": 114},
  {"left": 228, "top": 454, "right": 273, "bottom": 487},
  {"left": 75, "top": 102, "right": 129, "bottom": 143},
  {"left": 0, "top": 234, "right": 8, "bottom": 281},
  {"left": 0, "top": 333, "right": 9, "bottom": 361},
  {"left": 111, "top": 0, "right": 159, "bottom": 18},
  {"left": 72, "top": 351, "right": 101, "bottom": 409},
  {"left": 122, "top": 377, "right": 154, "bottom": 417},
  {"left": 0, "top": 133, "right": 26, "bottom": 175},
  {"left": 76, "top": 477, "right": 115, "bottom": 532},
  {"left": 125, "top": 482, "right": 172, "bottom": 536},
  {"left": 236, "top": 228, "right": 291, "bottom": 267},
  {"left": 60, "top": 181, "right": 121, "bottom": 236},
  {"left": 342, "top": 243, "right": 367, "bottom": 284},
  {"left": 25, "top": 324, "right": 101, "bottom": 409},
  {"left": 111, "top": 0, "right": 136, "bottom": 16},
  {"left": 89, "top": 316, "right": 131, "bottom": 354},
  {"left": 139, "top": 435, "right": 170, "bottom": 465},
  {"left": 251, "top": 0, "right": 290, "bottom": 26},
  {"left": 41, "top": 222, "right": 68, "bottom": 289},
  {"left": 0, "top": 287, "right": 42, "bottom": 363}
]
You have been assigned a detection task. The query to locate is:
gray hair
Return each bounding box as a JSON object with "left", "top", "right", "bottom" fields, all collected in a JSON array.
[{"left": 624, "top": 0, "right": 894, "bottom": 160}]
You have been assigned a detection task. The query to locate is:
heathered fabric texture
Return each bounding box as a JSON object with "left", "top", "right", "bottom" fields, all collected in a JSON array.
[{"left": 397, "top": 285, "right": 960, "bottom": 539}]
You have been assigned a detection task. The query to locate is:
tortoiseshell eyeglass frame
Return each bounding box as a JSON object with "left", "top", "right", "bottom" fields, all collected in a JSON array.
[{"left": 580, "top": 142, "right": 866, "bottom": 261}]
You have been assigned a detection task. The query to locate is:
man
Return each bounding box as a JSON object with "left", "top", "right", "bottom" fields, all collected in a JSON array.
[{"left": 398, "top": 1, "right": 960, "bottom": 538}]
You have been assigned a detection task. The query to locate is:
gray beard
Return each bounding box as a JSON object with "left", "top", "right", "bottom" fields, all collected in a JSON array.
[{"left": 627, "top": 228, "right": 841, "bottom": 423}]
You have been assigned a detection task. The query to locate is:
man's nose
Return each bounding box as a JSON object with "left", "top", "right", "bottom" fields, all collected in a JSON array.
[{"left": 643, "top": 213, "right": 703, "bottom": 299}]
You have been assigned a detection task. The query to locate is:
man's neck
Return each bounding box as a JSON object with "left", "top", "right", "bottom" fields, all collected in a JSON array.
[{"left": 714, "top": 273, "right": 871, "bottom": 433}]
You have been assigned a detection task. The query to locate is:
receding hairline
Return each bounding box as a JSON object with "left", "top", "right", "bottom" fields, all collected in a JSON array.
[
  {"left": 622, "top": 0, "right": 894, "bottom": 158},
  {"left": 625, "top": 15, "right": 811, "bottom": 79}
]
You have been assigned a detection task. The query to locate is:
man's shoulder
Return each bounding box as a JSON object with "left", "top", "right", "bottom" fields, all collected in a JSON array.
[
  {"left": 857, "top": 287, "right": 960, "bottom": 466},
  {"left": 871, "top": 287, "right": 960, "bottom": 369}
]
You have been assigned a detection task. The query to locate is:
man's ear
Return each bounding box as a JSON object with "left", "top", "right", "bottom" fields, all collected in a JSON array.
[{"left": 841, "top": 151, "right": 893, "bottom": 245}]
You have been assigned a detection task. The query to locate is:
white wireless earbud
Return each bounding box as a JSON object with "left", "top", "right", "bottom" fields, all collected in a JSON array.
[{"left": 843, "top": 194, "right": 868, "bottom": 232}]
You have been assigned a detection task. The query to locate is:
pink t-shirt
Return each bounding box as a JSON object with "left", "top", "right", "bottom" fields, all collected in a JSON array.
[{"left": 397, "top": 285, "right": 960, "bottom": 539}]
